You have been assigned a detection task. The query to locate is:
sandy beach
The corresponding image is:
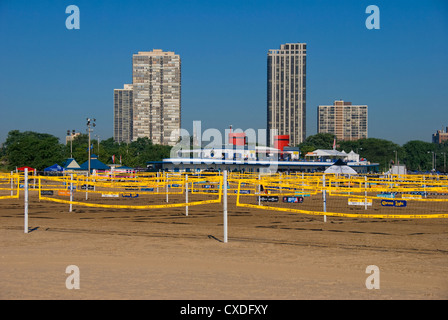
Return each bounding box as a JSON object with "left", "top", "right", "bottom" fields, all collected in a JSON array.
[{"left": 1, "top": 193, "right": 447, "bottom": 300}]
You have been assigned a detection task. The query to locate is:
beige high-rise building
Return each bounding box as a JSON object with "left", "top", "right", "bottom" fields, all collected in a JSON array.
[
  {"left": 318, "top": 100, "right": 368, "bottom": 141},
  {"left": 114, "top": 84, "right": 133, "bottom": 144},
  {"left": 267, "top": 43, "right": 307, "bottom": 147},
  {"left": 132, "top": 49, "right": 181, "bottom": 146}
]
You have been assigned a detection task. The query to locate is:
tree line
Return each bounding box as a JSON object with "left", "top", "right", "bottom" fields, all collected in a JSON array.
[
  {"left": 1, "top": 130, "right": 447, "bottom": 173},
  {"left": 0, "top": 130, "right": 171, "bottom": 172},
  {"left": 298, "top": 133, "right": 448, "bottom": 173}
]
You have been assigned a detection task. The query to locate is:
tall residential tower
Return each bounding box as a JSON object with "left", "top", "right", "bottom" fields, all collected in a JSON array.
[
  {"left": 267, "top": 42, "right": 307, "bottom": 147},
  {"left": 113, "top": 84, "right": 133, "bottom": 143},
  {"left": 132, "top": 49, "right": 181, "bottom": 146},
  {"left": 318, "top": 100, "right": 368, "bottom": 141}
]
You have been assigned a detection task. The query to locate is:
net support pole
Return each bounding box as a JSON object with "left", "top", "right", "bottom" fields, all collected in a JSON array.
[
  {"left": 165, "top": 172, "right": 169, "bottom": 203},
  {"left": 24, "top": 168, "right": 29, "bottom": 234},
  {"left": 10, "top": 171, "right": 13, "bottom": 196},
  {"left": 69, "top": 173, "right": 73, "bottom": 212},
  {"left": 185, "top": 174, "right": 188, "bottom": 216},
  {"left": 322, "top": 174, "right": 327, "bottom": 223},
  {"left": 223, "top": 170, "right": 228, "bottom": 243},
  {"left": 364, "top": 175, "right": 368, "bottom": 210}
]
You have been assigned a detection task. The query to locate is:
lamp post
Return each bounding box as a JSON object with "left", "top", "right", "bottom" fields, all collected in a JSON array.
[
  {"left": 67, "top": 129, "right": 76, "bottom": 158},
  {"left": 86, "top": 118, "right": 96, "bottom": 176},
  {"left": 427, "top": 151, "right": 435, "bottom": 171},
  {"left": 440, "top": 152, "right": 446, "bottom": 173},
  {"left": 95, "top": 134, "right": 100, "bottom": 157}
]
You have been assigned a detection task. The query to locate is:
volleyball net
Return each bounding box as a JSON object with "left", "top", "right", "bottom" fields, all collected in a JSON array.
[
  {"left": 235, "top": 173, "right": 448, "bottom": 219},
  {"left": 37, "top": 172, "right": 223, "bottom": 210}
]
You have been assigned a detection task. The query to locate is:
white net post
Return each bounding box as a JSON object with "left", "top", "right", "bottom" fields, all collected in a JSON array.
[
  {"left": 322, "top": 174, "right": 327, "bottom": 223},
  {"left": 10, "top": 171, "right": 13, "bottom": 196},
  {"left": 24, "top": 168, "right": 29, "bottom": 234},
  {"left": 69, "top": 173, "right": 73, "bottom": 212},
  {"left": 185, "top": 174, "right": 188, "bottom": 216},
  {"left": 223, "top": 170, "right": 228, "bottom": 243}
]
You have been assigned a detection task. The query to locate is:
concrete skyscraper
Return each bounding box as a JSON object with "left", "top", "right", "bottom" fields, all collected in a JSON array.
[
  {"left": 318, "top": 100, "right": 368, "bottom": 141},
  {"left": 113, "top": 84, "right": 133, "bottom": 144},
  {"left": 132, "top": 49, "right": 181, "bottom": 146},
  {"left": 267, "top": 42, "right": 307, "bottom": 147}
]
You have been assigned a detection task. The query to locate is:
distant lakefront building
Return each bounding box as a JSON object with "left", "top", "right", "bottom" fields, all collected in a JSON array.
[
  {"left": 432, "top": 127, "right": 448, "bottom": 144},
  {"left": 114, "top": 84, "right": 133, "bottom": 144},
  {"left": 114, "top": 49, "right": 181, "bottom": 146},
  {"left": 132, "top": 49, "right": 181, "bottom": 146},
  {"left": 317, "top": 100, "right": 368, "bottom": 141},
  {"left": 267, "top": 42, "right": 307, "bottom": 147}
]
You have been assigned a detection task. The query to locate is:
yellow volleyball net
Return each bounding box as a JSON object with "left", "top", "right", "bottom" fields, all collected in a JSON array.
[
  {"left": 235, "top": 173, "right": 448, "bottom": 219},
  {"left": 0, "top": 172, "right": 21, "bottom": 200},
  {"left": 38, "top": 172, "right": 223, "bottom": 210}
]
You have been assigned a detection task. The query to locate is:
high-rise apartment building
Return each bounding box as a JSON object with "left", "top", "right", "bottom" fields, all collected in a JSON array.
[
  {"left": 114, "top": 84, "right": 134, "bottom": 144},
  {"left": 267, "top": 43, "right": 307, "bottom": 147},
  {"left": 132, "top": 49, "right": 181, "bottom": 146},
  {"left": 318, "top": 100, "right": 368, "bottom": 141}
]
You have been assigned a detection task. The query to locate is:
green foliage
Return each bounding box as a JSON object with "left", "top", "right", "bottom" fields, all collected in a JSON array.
[{"left": 2, "top": 130, "right": 65, "bottom": 170}]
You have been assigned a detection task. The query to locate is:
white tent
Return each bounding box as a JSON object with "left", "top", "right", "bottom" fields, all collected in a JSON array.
[{"left": 324, "top": 159, "right": 358, "bottom": 175}]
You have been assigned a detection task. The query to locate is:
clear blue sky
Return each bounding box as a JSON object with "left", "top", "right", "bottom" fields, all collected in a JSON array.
[{"left": 0, "top": 0, "right": 447, "bottom": 146}]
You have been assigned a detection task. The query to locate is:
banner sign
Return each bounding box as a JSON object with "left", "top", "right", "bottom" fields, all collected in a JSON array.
[
  {"left": 381, "top": 199, "right": 407, "bottom": 207},
  {"left": 282, "top": 196, "right": 304, "bottom": 203},
  {"left": 102, "top": 193, "right": 119, "bottom": 197},
  {"left": 122, "top": 193, "right": 139, "bottom": 198},
  {"left": 58, "top": 190, "right": 71, "bottom": 196},
  {"left": 40, "top": 190, "right": 54, "bottom": 196},
  {"left": 257, "top": 196, "right": 279, "bottom": 202},
  {"left": 348, "top": 198, "right": 373, "bottom": 206}
]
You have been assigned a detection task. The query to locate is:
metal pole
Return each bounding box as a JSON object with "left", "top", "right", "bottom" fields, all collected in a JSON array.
[
  {"left": 185, "top": 174, "right": 188, "bottom": 216},
  {"left": 223, "top": 170, "right": 228, "bottom": 243},
  {"left": 365, "top": 175, "right": 368, "bottom": 210},
  {"left": 323, "top": 174, "right": 327, "bottom": 223},
  {"left": 70, "top": 173, "right": 73, "bottom": 212},
  {"left": 165, "top": 172, "right": 169, "bottom": 203},
  {"left": 24, "top": 168, "right": 29, "bottom": 234},
  {"left": 10, "top": 171, "right": 13, "bottom": 196}
]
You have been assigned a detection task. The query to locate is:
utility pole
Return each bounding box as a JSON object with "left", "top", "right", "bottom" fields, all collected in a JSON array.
[{"left": 86, "top": 118, "right": 96, "bottom": 176}]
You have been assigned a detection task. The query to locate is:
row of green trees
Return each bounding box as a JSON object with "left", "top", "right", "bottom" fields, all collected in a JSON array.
[
  {"left": 0, "top": 130, "right": 171, "bottom": 171},
  {"left": 1, "top": 130, "right": 447, "bottom": 173},
  {"left": 298, "top": 133, "right": 448, "bottom": 173}
]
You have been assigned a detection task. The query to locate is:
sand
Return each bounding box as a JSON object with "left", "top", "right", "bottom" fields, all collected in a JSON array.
[{"left": 1, "top": 193, "right": 447, "bottom": 300}]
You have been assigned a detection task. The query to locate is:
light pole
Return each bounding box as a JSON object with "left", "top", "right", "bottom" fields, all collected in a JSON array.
[
  {"left": 86, "top": 118, "right": 96, "bottom": 176},
  {"left": 441, "top": 152, "right": 446, "bottom": 173},
  {"left": 427, "top": 151, "right": 435, "bottom": 171},
  {"left": 95, "top": 134, "right": 100, "bottom": 157},
  {"left": 67, "top": 129, "right": 76, "bottom": 158}
]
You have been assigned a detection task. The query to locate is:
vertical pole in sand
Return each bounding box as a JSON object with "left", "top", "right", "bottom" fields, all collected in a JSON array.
[
  {"left": 165, "top": 172, "right": 169, "bottom": 203},
  {"left": 10, "top": 171, "right": 13, "bottom": 196},
  {"left": 157, "top": 171, "right": 159, "bottom": 193},
  {"left": 364, "top": 175, "right": 368, "bottom": 210},
  {"left": 69, "top": 173, "right": 73, "bottom": 212},
  {"left": 85, "top": 176, "right": 88, "bottom": 200},
  {"left": 322, "top": 174, "right": 327, "bottom": 223},
  {"left": 185, "top": 174, "right": 189, "bottom": 216},
  {"left": 258, "top": 172, "right": 261, "bottom": 206},
  {"left": 24, "top": 168, "right": 29, "bottom": 234},
  {"left": 223, "top": 170, "right": 228, "bottom": 243}
]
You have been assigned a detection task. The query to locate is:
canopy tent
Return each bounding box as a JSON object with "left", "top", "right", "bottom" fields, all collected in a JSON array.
[
  {"left": 79, "top": 154, "right": 110, "bottom": 172},
  {"left": 43, "top": 164, "right": 65, "bottom": 172},
  {"left": 305, "top": 149, "right": 348, "bottom": 158},
  {"left": 17, "top": 166, "right": 35, "bottom": 172},
  {"left": 324, "top": 159, "right": 358, "bottom": 175},
  {"left": 62, "top": 158, "right": 81, "bottom": 170}
]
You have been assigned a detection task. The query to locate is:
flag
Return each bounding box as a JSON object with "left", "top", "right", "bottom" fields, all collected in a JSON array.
[
  {"left": 120, "top": 155, "right": 122, "bottom": 164},
  {"left": 333, "top": 138, "right": 336, "bottom": 150},
  {"left": 112, "top": 155, "right": 115, "bottom": 164}
]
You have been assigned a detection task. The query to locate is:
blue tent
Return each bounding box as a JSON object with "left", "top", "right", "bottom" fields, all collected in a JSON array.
[
  {"left": 44, "top": 164, "right": 65, "bottom": 172},
  {"left": 79, "top": 154, "right": 110, "bottom": 172}
]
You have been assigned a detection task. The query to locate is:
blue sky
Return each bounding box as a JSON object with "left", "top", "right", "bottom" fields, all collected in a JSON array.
[{"left": 0, "top": 0, "right": 447, "bottom": 146}]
